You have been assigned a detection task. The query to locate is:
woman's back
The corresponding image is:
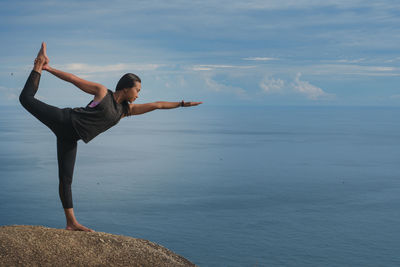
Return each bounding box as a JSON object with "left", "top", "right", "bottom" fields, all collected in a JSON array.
[{"left": 70, "top": 89, "right": 129, "bottom": 143}]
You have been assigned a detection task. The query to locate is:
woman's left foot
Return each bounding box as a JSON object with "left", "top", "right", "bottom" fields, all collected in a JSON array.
[
  {"left": 37, "top": 42, "right": 49, "bottom": 65},
  {"left": 33, "top": 42, "right": 50, "bottom": 71}
]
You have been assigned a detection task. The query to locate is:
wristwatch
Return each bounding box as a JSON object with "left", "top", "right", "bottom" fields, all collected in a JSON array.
[{"left": 181, "top": 100, "right": 184, "bottom": 107}]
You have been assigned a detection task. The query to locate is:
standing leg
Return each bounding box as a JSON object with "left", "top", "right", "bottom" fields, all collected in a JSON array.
[
  {"left": 57, "top": 137, "right": 77, "bottom": 209},
  {"left": 57, "top": 137, "right": 94, "bottom": 232}
]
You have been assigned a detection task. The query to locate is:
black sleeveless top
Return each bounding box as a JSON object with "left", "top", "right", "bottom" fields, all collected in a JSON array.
[{"left": 70, "top": 89, "right": 129, "bottom": 143}]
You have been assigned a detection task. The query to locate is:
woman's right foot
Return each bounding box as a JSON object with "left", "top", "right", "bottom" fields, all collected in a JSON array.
[{"left": 66, "top": 222, "right": 95, "bottom": 232}]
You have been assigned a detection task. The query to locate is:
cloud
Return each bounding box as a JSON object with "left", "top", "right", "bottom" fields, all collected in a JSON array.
[
  {"left": 192, "top": 64, "right": 255, "bottom": 71},
  {"left": 0, "top": 85, "right": 48, "bottom": 104},
  {"left": 322, "top": 58, "right": 365, "bottom": 64},
  {"left": 385, "top": 57, "right": 400, "bottom": 63},
  {"left": 0, "top": 86, "right": 19, "bottom": 101},
  {"left": 390, "top": 94, "right": 400, "bottom": 99},
  {"left": 163, "top": 75, "right": 186, "bottom": 88},
  {"left": 308, "top": 64, "right": 400, "bottom": 77},
  {"left": 54, "top": 63, "right": 162, "bottom": 74},
  {"left": 243, "top": 57, "right": 278, "bottom": 61},
  {"left": 203, "top": 74, "right": 249, "bottom": 99},
  {"left": 260, "top": 77, "right": 285, "bottom": 93},
  {"left": 259, "top": 73, "right": 335, "bottom": 100},
  {"left": 192, "top": 66, "right": 213, "bottom": 71},
  {"left": 292, "top": 73, "right": 334, "bottom": 100},
  {"left": 232, "top": 0, "right": 400, "bottom": 10}
]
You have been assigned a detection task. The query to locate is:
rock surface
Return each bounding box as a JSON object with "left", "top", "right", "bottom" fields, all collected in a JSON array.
[{"left": 0, "top": 225, "right": 196, "bottom": 267}]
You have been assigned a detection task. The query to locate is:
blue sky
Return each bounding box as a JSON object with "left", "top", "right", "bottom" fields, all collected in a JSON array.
[{"left": 0, "top": 0, "right": 399, "bottom": 107}]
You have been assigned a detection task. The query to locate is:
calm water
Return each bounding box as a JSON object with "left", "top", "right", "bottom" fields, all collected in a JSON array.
[{"left": 1, "top": 104, "right": 400, "bottom": 266}]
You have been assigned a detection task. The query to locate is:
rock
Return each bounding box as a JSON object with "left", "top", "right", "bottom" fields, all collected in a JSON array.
[{"left": 0, "top": 225, "right": 197, "bottom": 267}]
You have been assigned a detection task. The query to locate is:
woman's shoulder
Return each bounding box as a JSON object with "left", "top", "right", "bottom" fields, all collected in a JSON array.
[{"left": 92, "top": 88, "right": 110, "bottom": 103}]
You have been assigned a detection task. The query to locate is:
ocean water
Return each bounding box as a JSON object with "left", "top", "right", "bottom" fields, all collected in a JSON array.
[{"left": 1, "top": 104, "right": 400, "bottom": 267}]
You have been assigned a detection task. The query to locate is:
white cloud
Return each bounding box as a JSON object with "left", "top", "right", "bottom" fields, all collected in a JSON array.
[
  {"left": 0, "top": 86, "right": 19, "bottom": 101},
  {"left": 308, "top": 64, "right": 400, "bottom": 76},
  {"left": 260, "top": 77, "right": 285, "bottom": 93},
  {"left": 203, "top": 74, "right": 249, "bottom": 99},
  {"left": 243, "top": 57, "right": 278, "bottom": 61},
  {"left": 259, "top": 73, "right": 335, "bottom": 100},
  {"left": 232, "top": 0, "right": 400, "bottom": 10},
  {"left": 0, "top": 85, "right": 48, "bottom": 103},
  {"left": 292, "top": 73, "right": 334, "bottom": 100},
  {"left": 55, "top": 63, "right": 162, "bottom": 74},
  {"left": 371, "top": 66, "right": 396, "bottom": 72},
  {"left": 192, "top": 66, "right": 213, "bottom": 71},
  {"left": 323, "top": 58, "right": 365, "bottom": 64},
  {"left": 385, "top": 57, "right": 400, "bottom": 63},
  {"left": 192, "top": 64, "right": 255, "bottom": 71}
]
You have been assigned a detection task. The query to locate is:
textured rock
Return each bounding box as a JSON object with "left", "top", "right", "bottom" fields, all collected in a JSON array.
[{"left": 0, "top": 225, "right": 196, "bottom": 267}]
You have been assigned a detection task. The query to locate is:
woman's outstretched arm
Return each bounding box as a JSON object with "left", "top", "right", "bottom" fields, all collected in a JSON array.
[
  {"left": 44, "top": 66, "right": 106, "bottom": 96},
  {"left": 126, "top": 101, "right": 203, "bottom": 116}
]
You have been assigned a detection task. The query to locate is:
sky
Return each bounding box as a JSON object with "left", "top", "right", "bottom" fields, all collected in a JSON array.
[{"left": 0, "top": 0, "right": 399, "bottom": 107}]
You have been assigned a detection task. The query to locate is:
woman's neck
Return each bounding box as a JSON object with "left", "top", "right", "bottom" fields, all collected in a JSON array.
[{"left": 113, "top": 90, "right": 125, "bottom": 104}]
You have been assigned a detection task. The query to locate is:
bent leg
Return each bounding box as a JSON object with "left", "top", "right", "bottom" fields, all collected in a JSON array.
[{"left": 19, "top": 70, "right": 64, "bottom": 135}]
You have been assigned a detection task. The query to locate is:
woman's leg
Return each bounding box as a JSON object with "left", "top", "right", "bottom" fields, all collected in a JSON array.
[
  {"left": 19, "top": 70, "right": 65, "bottom": 136},
  {"left": 19, "top": 43, "right": 69, "bottom": 137},
  {"left": 57, "top": 137, "right": 94, "bottom": 232},
  {"left": 57, "top": 137, "right": 77, "bottom": 209},
  {"left": 22, "top": 43, "right": 93, "bottom": 232},
  {"left": 19, "top": 43, "right": 65, "bottom": 135}
]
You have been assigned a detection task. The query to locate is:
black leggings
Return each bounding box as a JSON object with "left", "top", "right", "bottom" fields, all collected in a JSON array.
[{"left": 19, "top": 70, "right": 80, "bottom": 209}]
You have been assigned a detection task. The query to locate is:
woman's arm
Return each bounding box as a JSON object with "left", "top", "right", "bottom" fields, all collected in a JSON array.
[
  {"left": 125, "top": 101, "right": 203, "bottom": 117},
  {"left": 45, "top": 66, "right": 106, "bottom": 96}
]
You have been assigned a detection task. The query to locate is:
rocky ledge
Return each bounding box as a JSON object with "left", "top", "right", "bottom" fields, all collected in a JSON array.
[{"left": 0, "top": 225, "right": 196, "bottom": 267}]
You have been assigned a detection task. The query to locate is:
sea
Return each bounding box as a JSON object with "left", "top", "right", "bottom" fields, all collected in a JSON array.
[{"left": 1, "top": 104, "right": 400, "bottom": 267}]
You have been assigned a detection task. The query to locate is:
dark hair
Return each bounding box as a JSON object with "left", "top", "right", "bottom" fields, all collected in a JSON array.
[
  {"left": 115, "top": 73, "right": 141, "bottom": 117},
  {"left": 115, "top": 73, "right": 141, "bottom": 91}
]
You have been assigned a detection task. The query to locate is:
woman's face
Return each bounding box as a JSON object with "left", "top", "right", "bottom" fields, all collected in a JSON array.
[{"left": 125, "top": 82, "right": 141, "bottom": 103}]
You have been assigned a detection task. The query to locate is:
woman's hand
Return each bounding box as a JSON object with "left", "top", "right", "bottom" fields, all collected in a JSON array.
[
  {"left": 183, "top": 101, "right": 203, "bottom": 107},
  {"left": 42, "top": 62, "right": 51, "bottom": 71}
]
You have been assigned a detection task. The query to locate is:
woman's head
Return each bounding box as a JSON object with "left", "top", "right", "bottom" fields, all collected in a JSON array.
[{"left": 115, "top": 73, "right": 141, "bottom": 103}]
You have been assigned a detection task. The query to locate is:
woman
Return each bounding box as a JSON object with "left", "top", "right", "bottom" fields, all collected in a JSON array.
[{"left": 19, "top": 42, "right": 202, "bottom": 232}]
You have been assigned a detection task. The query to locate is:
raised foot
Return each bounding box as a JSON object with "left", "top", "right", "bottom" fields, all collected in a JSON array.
[
  {"left": 37, "top": 42, "right": 49, "bottom": 64},
  {"left": 66, "top": 223, "right": 95, "bottom": 232},
  {"left": 34, "top": 42, "right": 50, "bottom": 70}
]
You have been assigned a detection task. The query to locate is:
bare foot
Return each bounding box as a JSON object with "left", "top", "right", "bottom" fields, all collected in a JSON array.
[
  {"left": 66, "top": 223, "right": 95, "bottom": 232},
  {"left": 36, "top": 42, "right": 50, "bottom": 70},
  {"left": 37, "top": 42, "right": 49, "bottom": 63}
]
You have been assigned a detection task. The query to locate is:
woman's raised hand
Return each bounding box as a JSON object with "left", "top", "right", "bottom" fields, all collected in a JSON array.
[{"left": 42, "top": 60, "right": 50, "bottom": 71}]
